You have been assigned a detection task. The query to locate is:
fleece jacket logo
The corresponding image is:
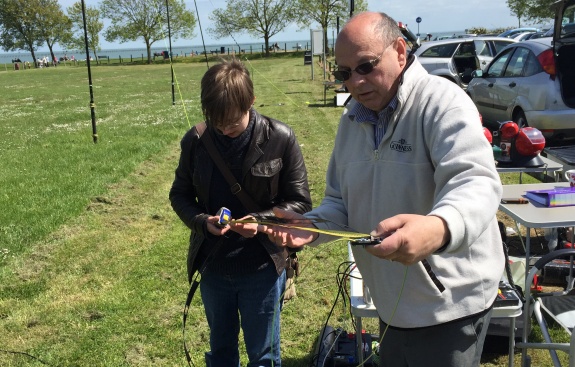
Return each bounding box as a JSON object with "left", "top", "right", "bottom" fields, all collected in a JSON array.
[{"left": 390, "top": 138, "right": 412, "bottom": 153}]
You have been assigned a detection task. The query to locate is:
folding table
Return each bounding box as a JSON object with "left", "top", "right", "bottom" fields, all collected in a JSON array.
[
  {"left": 496, "top": 155, "right": 564, "bottom": 183},
  {"left": 498, "top": 182, "right": 575, "bottom": 365}
]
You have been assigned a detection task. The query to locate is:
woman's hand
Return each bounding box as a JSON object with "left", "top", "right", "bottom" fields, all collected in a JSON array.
[
  {"left": 229, "top": 215, "right": 258, "bottom": 238},
  {"left": 206, "top": 215, "right": 231, "bottom": 236},
  {"left": 257, "top": 208, "right": 317, "bottom": 248}
]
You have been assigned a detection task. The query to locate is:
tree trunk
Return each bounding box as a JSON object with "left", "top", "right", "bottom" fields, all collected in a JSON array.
[
  {"left": 29, "top": 49, "right": 38, "bottom": 68},
  {"left": 47, "top": 41, "right": 56, "bottom": 66},
  {"left": 264, "top": 35, "right": 270, "bottom": 58},
  {"left": 146, "top": 39, "right": 152, "bottom": 64},
  {"left": 92, "top": 47, "right": 100, "bottom": 65}
]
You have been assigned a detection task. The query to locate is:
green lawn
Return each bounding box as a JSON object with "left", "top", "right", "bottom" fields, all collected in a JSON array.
[{"left": 0, "top": 56, "right": 565, "bottom": 366}]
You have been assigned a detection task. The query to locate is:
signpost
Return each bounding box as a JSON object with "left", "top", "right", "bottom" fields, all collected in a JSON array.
[{"left": 416, "top": 16, "right": 422, "bottom": 37}]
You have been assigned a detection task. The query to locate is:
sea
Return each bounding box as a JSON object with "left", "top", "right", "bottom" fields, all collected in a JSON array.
[
  {"left": 0, "top": 40, "right": 314, "bottom": 65},
  {"left": 0, "top": 30, "right": 474, "bottom": 66}
]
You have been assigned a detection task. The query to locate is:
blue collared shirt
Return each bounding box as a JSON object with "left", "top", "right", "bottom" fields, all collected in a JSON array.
[{"left": 350, "top": 96, "right": 399, "bottom": 148}]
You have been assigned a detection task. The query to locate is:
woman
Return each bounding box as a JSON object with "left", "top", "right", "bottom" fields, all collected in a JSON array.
[{"left": 169, "top": 58, "right": 311, "bottom": 367}]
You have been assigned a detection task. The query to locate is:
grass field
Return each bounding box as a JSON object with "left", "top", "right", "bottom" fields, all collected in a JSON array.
[{"left": 0, "top": 55, "right": 567, "bottom": 366}]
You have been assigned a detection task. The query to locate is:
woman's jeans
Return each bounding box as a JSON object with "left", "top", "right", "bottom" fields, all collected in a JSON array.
[{"left": 201, "top": 265, "right": 286, "bottom": 367}]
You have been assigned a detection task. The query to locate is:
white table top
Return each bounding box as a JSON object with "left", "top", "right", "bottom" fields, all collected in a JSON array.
[
  {"left": 499, "top": 183, "right": 575, "bottom": 228},
  {"left": 496, "top": 155, "right": 563, "bottom": 174}
]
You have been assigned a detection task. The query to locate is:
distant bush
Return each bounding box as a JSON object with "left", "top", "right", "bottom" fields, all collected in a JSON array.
[{"left": 468, "top": 27, "right": 488, "bottom": 35}]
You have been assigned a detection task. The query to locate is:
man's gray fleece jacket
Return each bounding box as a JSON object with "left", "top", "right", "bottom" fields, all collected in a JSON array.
[{"left": 309, "top": 57, "right": 505, "bottom": 328}]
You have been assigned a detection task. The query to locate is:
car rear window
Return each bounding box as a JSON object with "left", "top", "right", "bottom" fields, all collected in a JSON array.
[
  {"left": 420, "top": 43, "right": 459, "bottom": 58},
  {"left": 493, "top": 40, "right": 515, "bottom": 54},
  {"left": 504, "top": 47, "right": 530, "bottom": 77},
  {"left": 522, "top": 51, "right": 542, "bottom": 77},
  {"left": 474, "top": 41, "right": 491, "bottom": 56}
]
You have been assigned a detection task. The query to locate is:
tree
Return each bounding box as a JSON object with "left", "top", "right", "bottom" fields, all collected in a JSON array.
[
  {"left": 0, "top": 0, "right": 44, "bottom": 66},
  {"left": 523, "top": 0, "right": 555, "bottom": 24},
  {"left": 100, "top": 0, "right": 196, "bottom": 64},
  {"left": 208, "top": 0, "right": 298, "bottom": 57},
  {"left": 507, "top": 0, "right": 529, "bottom": 26},
  {"left": 65, "top": 2, "right": 104, "bottom": 64},
  {"left": 37, "top": 0, "right": 72, "bottom": 64},
  {"left": 294, "top": 0, "right": 367, "bottom": 54}
]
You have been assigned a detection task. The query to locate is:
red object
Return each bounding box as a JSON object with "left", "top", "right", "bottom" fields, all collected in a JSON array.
[
  {"left": 483, "top": 127, "right": 492, "bottom": 143},
  {"left": 531, "top": 274, "right": 543, "bottom": 292},
  {"left": 515, "top": 127, "right": 545, "bottom": 156},
  {"left": 500, "top": 121, "right": 520, "bottom": 139}
]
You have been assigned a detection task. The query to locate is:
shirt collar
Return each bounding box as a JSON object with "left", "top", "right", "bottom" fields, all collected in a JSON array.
[{"left": 350, "top": 95, "right": 399, "bottom": 124}]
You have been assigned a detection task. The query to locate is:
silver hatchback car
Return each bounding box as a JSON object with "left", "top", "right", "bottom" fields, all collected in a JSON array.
[
  {"left": 467, "top": 6, "right": 575, "bottom": 143},
  {"left": 412, "top": 37, "right": 517, "bottom": 89}
]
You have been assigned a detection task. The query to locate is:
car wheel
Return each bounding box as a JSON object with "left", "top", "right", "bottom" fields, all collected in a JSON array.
[{"left": 513, "top": 110, "right": 528, "bottom": 128}]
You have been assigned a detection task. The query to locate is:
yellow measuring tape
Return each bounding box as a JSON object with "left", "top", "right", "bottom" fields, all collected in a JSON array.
[
  {"left": 230, "top": 217, "right": 373, "bottom": 242},
  {"left": 232, "top": 216, "right": 445, "bottom": 293}
]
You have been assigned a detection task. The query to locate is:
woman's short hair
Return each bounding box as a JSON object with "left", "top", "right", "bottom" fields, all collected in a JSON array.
[{"left": 200, "top": 58, "right": 254, "bottom": 129}]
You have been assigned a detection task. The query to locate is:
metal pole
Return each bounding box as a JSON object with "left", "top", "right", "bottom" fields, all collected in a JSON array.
[
  {"left": 166, "top": 0, "right": 175, "bottom": 105},
  {"left": 81, "top": 0, "right": 97, "bottom": 143},
  {"left": 350, "top": 0, "right": 354, "bottom": 18}
]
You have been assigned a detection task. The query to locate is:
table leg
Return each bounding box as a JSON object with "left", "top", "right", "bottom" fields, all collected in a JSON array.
[
  {"left": 521, "top": 227, "right": 532, "bottom": 367},
  {"left": 508, "top": 317, "right": 516, "bottom": 367},
  {"left": 356, "top": 315, "right": 364, "bottom": 365}
]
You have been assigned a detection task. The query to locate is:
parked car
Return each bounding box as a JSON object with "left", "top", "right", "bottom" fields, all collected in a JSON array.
[
  {"left": 412, "top": 37, "right": 517, "bottom": 89},
  {"left": 467, "top": 22, "right": 575, "bottom": 143},
  {"left": 552, "top": 0, "right": 575, "bottom": 124},
  {"left": 498, "top": 27, "right": 541, "bottom": 38},
  {"left": 522, "top": 31, "right": 549, "bottom": 40},
  {"left": 512, "top": 31, "right": 538, "bottom": 41}
]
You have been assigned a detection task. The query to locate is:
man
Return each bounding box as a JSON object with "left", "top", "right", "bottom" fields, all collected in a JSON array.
[{"left": 260, "top": 12, "right": 504, "bottom": 367}]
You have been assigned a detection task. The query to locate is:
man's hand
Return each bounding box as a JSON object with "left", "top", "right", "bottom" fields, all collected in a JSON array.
[
  {"left": 366, "top": 214, "right": 450, "bottom": 265},
  {"left": 257, "top": 208, "right": 318, "bottom": 248}
]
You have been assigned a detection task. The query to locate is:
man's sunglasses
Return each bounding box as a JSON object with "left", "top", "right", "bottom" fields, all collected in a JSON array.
[{"left": 332, "top": 50, "right": 386, "bottom": 81}]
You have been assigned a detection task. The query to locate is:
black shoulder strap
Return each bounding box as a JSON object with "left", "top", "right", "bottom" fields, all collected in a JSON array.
[{"left": 196, "top": 122, "right": 261, "bottom": 213}]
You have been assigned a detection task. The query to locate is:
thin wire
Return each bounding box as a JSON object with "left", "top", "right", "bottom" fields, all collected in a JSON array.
[
  {"left": 192, "top": 0, "right": 210, "bottom": 67},
  {"left": 375, "top": 266, "right": 409, "bottom": 365},
  {"left": 321, "top": 328, "right": 343, "bottom": 367}
]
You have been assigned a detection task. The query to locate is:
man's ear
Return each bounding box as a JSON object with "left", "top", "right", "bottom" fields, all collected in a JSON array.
[{"left": 396, "top": 37, "right": 408, "bottom": 67}]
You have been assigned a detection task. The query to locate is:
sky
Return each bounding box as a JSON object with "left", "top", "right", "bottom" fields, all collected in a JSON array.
[{"left": 46, "top": 0, "right": 549, "bottom": 51}]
